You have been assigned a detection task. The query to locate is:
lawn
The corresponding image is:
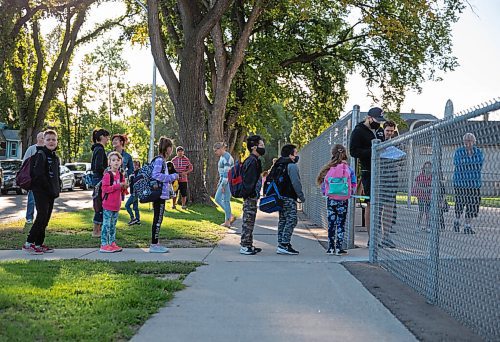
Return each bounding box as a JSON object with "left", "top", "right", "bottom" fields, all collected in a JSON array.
[
  {"left": 395, "top": 194, "right": 500, "bottom": 208},
  {"left": 0, "top": 259, "right": 200, "bottom": 341},
  {"left": 0, "top": 199, "right": 243, "bottom": 250}
]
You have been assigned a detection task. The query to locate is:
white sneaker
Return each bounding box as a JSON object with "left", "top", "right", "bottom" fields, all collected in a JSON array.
[{"left": 149, "top": 244, "right": 169, "bottom": 253}]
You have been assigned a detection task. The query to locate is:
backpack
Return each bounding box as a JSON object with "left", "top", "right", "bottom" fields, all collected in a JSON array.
[
  {"left": 323, "top": 163, "right": 352, "bottom": 200},
  {"left": 92, "top": 170, "right": 124, "bottom": 212},
  {"left": 133, "top": 156, "right": 165, "bottom": 203},
  {"left": 263, "top": 161, "right": 289, "bottom": 197},
  {"left": 259, "top": 181, "right": 283, "bottom": 213},
  {"left": 228, "top": 161, "right": 243, "bottom": 198},
  {"left": 16, "top": 150, "right": 45, "bottom": 190}
]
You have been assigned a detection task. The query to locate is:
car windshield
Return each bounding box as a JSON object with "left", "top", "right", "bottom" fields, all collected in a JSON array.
[
  {"left": 66, "top": 164, "right": 87, "bottom": 171},
  {"left": 0, "top": 161, "right": 21, "bottom": 171}
]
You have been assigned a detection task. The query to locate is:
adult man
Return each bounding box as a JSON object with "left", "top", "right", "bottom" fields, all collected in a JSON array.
[
  {"left": 111, "top": 134, "right": 134, "bottom": 177},
  {"left": 265, "top": 144, "right": 305, "bottom": 255},
  {"left": 453, "top": 133, "right": 483, "bottom": 234},
  {"left": 171, "top": 146, "right": 193, "bottom": 209},
  {"left": 22, "top": 132, "right": 45, "bottom": 224},
  {"left": 240, "top": 135, "right": 265, "bottom": 255},
  {"left": 349, "top": 107, "right": 385, "bottom": 246}
]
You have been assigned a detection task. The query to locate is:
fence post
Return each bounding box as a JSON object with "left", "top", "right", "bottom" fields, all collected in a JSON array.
[
  {"left": 346, "top": 105, "right": 360, "bottom": 249},
  {"left": 427, "top": 129, "right": 442, "bottom": 304},
  {"left": 369, "top": 138, "right": 381, "bottom": 263}
]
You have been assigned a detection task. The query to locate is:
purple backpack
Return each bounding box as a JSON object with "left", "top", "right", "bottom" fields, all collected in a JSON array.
[{"left": 16, "top": 150, "right": 44, "bottom": 190}]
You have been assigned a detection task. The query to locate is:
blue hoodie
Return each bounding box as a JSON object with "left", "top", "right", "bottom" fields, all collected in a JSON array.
[{"left": 453, "top": 146, "right": 483, "bottom": 188}]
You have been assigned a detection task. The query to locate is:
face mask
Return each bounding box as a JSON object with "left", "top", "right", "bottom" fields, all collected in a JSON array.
[
  {"left": 293, "top": 155, "right": 299, "bottom": 163},
  {"left": 370, "top": 121, "right": 380, "bottom": 130},
  {"left": 256, "top": 147, "right": 266, "bottom": 156}
]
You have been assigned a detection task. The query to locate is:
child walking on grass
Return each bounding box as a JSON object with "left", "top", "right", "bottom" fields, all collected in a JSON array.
[
  {"left": 317, "top": 144, "right": 357, "bottom": 255},
  {"left": 100, "top": 152, "right": 128, "bottom": 253}
]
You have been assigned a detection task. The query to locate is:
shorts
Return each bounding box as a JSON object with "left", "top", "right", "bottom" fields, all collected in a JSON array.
[
  {"left": 454, "top": 187, "right": 481, "bottom": 218},
  {"left": 178, "top": 182, "right": 188, "bottom": 197},
  {"left": 361, "top": 170, "right": 371, "bottom": 203}
]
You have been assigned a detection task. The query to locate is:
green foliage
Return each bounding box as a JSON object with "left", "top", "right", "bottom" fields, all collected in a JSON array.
[{"left": 0, "top": 259, "right": 199, "bottom": 341}]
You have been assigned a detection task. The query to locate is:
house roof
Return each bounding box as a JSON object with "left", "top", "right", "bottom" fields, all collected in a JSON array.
[
  {"left": 2, "top": 130, "right": 21, "bottom": 141},
  {"left": 398, "top": 113, "right": 438, "bottom": 122}
]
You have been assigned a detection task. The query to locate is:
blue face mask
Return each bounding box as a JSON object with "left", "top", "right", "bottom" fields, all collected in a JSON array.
[{"left": 293, "top": 155, "right": 299, "bottom": 163}]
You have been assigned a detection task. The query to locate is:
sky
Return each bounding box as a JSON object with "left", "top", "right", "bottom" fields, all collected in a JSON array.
[{"left": 73, "top": 0, "right": 500, "bottom": 119}]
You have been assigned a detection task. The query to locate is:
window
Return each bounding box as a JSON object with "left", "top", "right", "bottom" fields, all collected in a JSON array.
[
  {"left": 0, "top": 141, "right": 5, "bottom": 157},
  {"left": 10, "top": 142, "right": 18, "bottom": 157}
]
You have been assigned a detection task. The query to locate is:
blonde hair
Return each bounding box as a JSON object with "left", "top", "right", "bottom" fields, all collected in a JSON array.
[
  {"left": 316, "top": 144, "right": 348, "bottom": 185},
  {"left": 107, "top": 151, "right": 123, "bottom": 163}
]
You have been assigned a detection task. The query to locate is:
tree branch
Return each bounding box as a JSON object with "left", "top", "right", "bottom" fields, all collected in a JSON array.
[
  {"left": 194, "top": 0, "right": 232, "bottom": 44},
  {"left": 159, "top": 1, "right": 182, "bottom": 56},
  {"left": 27, "top": 20, "right": 43, "bottom": 117}
]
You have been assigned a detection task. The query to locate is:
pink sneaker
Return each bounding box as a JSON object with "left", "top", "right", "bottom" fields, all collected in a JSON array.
[
  {"left": 40, "top": 244, "right": 54, "bottom": 253},
  {"left": 22, "top": 243, "right": 43, "bottom": 255},
  {"left": 99, "top": 245, "right": 114, "bottom": 253},
  {"left": 110, "top": 242, "right": 123, "bottom": 252}
]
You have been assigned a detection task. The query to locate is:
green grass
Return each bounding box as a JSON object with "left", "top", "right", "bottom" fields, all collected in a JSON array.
[
  {"left": 0, "top": 199, "right": 243, "bottom": 250},
  {"left": 395, "top": 194, "right": 500, "bottom": 208},
  {"left": 0, "top": 259, "right": 200, "bottom": 341}
]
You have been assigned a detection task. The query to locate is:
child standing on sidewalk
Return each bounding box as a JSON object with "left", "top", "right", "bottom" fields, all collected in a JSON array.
[
  {"left": 317, "top": 144, "right": 356, "bottom": 255},
  {"left": 100, "top": 152, "right": 127, "bottom": 253},
  {"left": 22, "top": 130, "right": 60, "bottom": 255},
  {"left": 412, "top": 161, "right": 432, "bottom": 231},
  {"left": 126, "top": 160, "right": 141, "bottom": 225}
]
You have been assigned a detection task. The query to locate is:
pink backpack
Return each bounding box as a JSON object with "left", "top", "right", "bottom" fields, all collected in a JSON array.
[{"left": 323, "top": 163, "right": 353, "bottom": 200}]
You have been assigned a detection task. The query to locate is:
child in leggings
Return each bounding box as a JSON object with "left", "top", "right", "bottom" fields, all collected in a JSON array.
[
  {"left": 317, "top": 144, "right": 357, "bottom": 255},
  {"left": 149, "top": 137, "right": 178, "bottom": 253}
]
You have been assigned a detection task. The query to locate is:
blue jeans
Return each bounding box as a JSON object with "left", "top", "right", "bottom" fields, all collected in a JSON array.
[
  {"left": 26, "top": 190, "right": 35, "bottom": 221},
  {"left": 125, "top": 194, "right": 140, "bottom": 220},
  {"left": 102, "top": 210, "right": 118, "bottom": 246},
  {"left": 215, "top": 182, "right": 232, "bottom": 221},
  {"left": 92, "top": 176, "right": 103, "bottom": 224}
]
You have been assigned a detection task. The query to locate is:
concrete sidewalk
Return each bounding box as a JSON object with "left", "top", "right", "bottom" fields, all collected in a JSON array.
[{"left": 131, "top": 211, "right": 416, "bottom": 342}]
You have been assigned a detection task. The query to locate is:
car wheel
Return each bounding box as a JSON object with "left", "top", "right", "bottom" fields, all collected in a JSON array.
[
  {"left": 60, "top": 182, "right": 63, "bottom": 192},
  {"left": 1, "top": 190, "right": 7, "bottom": 195},
  {"left": 69, "top": 181, "right": 75, "bottom": 191},
  {"left": 16, "top": 189, "right": 22, "bottom": 195},
  {"left": 81, "top": 183, "right": 88, "bottom": 191}
]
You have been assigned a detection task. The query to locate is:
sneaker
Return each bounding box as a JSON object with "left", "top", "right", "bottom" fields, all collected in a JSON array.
[
  {"left": 99, "top": 245, "right": 114, "bottom": 253},
  {"left": 277, "top": 243, "right": 299, "bottom": 255},
  {"left": 110, "top": 242, "right": 123, "bottom": 252},
  {"left": 40, "top": 244, "right": 54, "bottom": 253},
  {"left": 326, "top": 246, "right": 335, "bottom": 255},
  {"left": 26, "top": 219, "right": 33, "bottom": 224},
  {"left": 134, "top": 219, "right": 141, "bottom": 225},
  {"left": 181, "top": 205, "right": 187, "bottom": 210},
  {"left": 22, "top": 243, "right": 43, "bottom": 255},
  {"left": 453, "top": 221, "right": 460, "bottom": 233},
  {"left": 464, "top": 226, "right": 476, "bottom": 235},
  {"left": 149, "top": 244, "right": 169, "bottom": 253},
  {"left": 335, "top": 249, "right": 348, "bottom": 256},
  {"left": 127, "top": 218, "right": 138, "bottom": 226},
  {"left": 252, "top": 246, "right": 262, "bottom": 254},
  {"left": 240, "top": 246, "right": 257, "bottom": 255},
  {"left": 172, "top": 205, "right": 177, "bottom": 210}
]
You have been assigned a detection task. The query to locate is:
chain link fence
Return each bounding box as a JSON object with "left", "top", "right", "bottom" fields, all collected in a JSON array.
[{"left": 370, "top": 99, "right": 500, "bottom": 341}]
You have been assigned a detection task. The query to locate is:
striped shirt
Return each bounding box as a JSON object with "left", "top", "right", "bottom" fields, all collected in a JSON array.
[{"left": 171, "top": 156, "right": 193, "bottom": 183}]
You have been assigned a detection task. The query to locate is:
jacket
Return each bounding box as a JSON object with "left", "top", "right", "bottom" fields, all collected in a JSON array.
[
  {"left": 349, "top": 122, "right": 384, "bottom": 171},
  {"left": 453, "top": 146, "right": 483, "bottom": 188},
  {"left": 30, "top": 146, "right": 60, "bottom": 198},
  {"left": 101, "top": 170, "right": 124, "bottom": 211},
  {"left": 91, "top": 143, "right": 107, "bottom": 178},
  {"left": 151, "top": 156, "right": 178, "bottom": 200},
  {"left": 267, "top": 157, "right": 305, "bottom": 202},
  {"left": 241, "top": 153, "right": 262, "bottom": 199}
]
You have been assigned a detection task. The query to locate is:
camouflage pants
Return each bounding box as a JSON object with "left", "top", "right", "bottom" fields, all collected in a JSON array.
[
  {"left": 241, "top": 197, "right": 258, "bottom": 247},
  {"left": 278, "top": 197, "right": 297, "bottom": 245}
]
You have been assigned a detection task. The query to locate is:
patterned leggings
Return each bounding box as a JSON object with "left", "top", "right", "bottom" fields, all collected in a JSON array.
[{"left": 327, "top": 198, "right": 348, "bottom": 250}]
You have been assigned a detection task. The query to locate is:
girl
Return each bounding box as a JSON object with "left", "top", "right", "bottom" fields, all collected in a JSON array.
[
  {"left": 90, "top": 128, "right": 110, "bottom": 237},
  {"left": 213, "top": 142, "right": 236, "bottom": 227},
  {"left": 100, "top": 152, "right": 127, "bottom": 253},
  {"left": 412, "top": 161, "right": 432, "bottom": 230},
  {"left": 126, "top": 160, "right": 141, "bottom": 225},
  {"left": 150, "top": 137, "right": 179, "bottom": 253},
  {"left": 316, "top": 144, "right": 357, "bottom": 255},
  {"left": 22, "top": 130, "right": 60, "bottom": 255}
]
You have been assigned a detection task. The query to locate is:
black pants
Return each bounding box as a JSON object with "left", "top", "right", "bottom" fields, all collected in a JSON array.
[
  {"left": 27, "top": 192, "right": 55, "bottom": 246},
  {"left": 152, "top": 199, "right": 166, "bottom": 244}
]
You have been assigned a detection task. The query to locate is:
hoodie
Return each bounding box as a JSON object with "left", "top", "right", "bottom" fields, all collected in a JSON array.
[
  {"left": 91, "top": 143, "right": 107, "bottom": 178},
  {"left": 30, "top": 146, "right": 60, "bottom": 198},
  {"left": 267, "top": 157, "right": 305, "bottom": 202},
  {"left": 349, "top": 122, "right": 384, "bottom": 171}
]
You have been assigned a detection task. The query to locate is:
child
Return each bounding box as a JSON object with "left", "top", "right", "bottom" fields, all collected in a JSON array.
[
  {"left": 22, "top": 130, "right": 60, "bottom": 255},
  {"left": 150, "top": 137, "right": 178, "bottom": 253},
  {"left": 126, "top": 160, "right": 141, "bottom": 225},
  {"left": 316, "top": 144, "right": 356, "bottom": 255},
  {"left": 100, "top": 152, "right": 127, "bottom": 253},
  {"left": 412, "top": 161, "right": 432, "bottom": 231},
  {"left": 166, "top": 161, "right": 179, "bottom": 209}
]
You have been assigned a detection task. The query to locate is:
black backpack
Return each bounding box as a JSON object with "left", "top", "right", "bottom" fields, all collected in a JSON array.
[
  {"left": 92, "top": 170, "right": 124, "bottom": 212},
  {"left": 263, "top": 161, "right": 289, "bottom": 196}
]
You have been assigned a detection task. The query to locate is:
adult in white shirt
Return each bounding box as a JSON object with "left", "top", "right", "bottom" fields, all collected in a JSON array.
[{"left": 22, "top": 132, "right": 45, "bottom": 224}]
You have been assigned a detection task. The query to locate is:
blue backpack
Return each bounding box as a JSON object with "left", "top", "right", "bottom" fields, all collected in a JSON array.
[{"left": 133, "top": 156, "right": 165, "bottom": 203}]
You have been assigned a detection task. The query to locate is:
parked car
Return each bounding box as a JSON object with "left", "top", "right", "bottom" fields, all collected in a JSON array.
[
  {"left": 65, "top": 162, "right": 91, "bottom": 190},
  {"left": 0, "top": 159, "right": 23, "bottom": 195},
  {"left": 59, "top": 165, "right": 76, "bottom": 191}
]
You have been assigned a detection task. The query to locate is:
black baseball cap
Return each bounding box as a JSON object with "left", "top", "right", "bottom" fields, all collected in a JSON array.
[{"left": 367, "top": 107, "right": 384, "bottom": 121}]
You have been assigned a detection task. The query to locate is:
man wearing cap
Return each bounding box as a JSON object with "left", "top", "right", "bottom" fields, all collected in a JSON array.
[
  {"left": 171, "top": 146, "right": 193, "bottom": 209},
  {"left": 349, "top": 107, "right": 385, "bottom": 246}
]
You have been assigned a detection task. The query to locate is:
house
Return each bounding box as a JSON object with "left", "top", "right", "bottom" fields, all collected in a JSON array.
[{"left": 0, "top": 123, "right": 22, "bottom": 160}]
